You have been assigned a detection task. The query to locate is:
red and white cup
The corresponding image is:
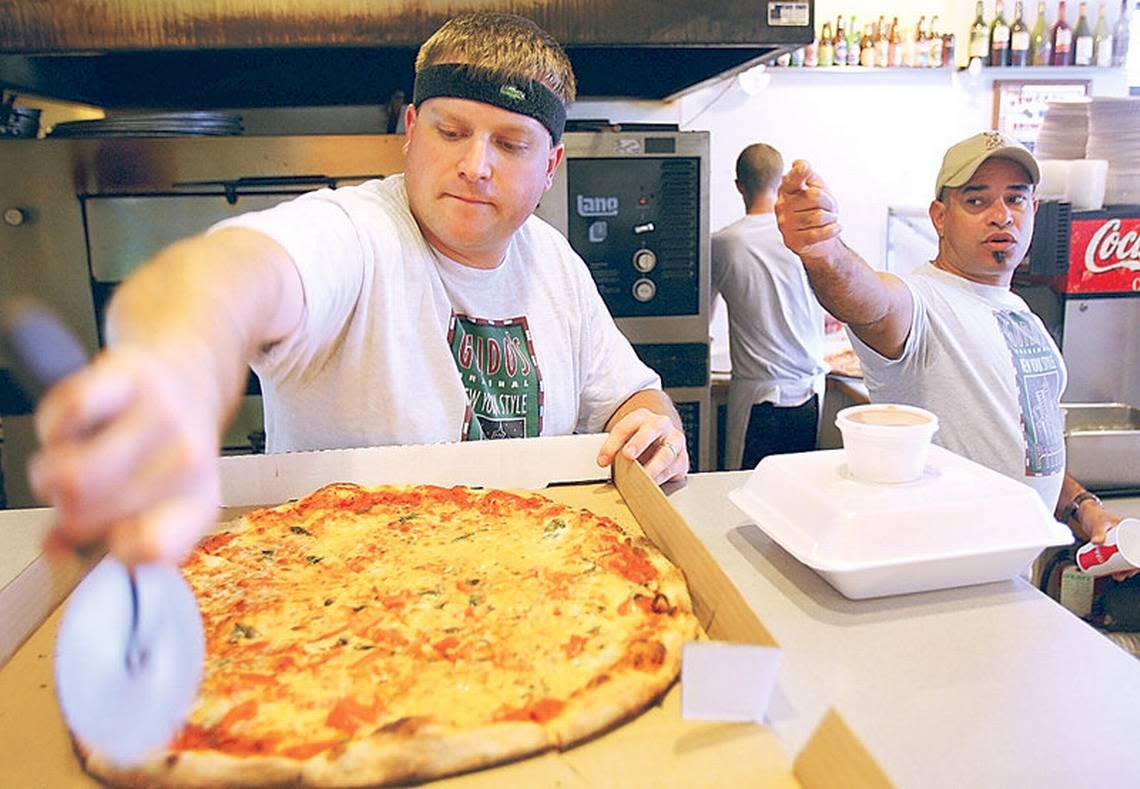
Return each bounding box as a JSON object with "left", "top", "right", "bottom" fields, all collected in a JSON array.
[{"left": 1075, "top": 518, "right": 1140, "bottom": 576}]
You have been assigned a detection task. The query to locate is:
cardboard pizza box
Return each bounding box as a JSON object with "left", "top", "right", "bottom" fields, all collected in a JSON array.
[{"left": 0, "top": 434, "right": 892, "bottom": 787}]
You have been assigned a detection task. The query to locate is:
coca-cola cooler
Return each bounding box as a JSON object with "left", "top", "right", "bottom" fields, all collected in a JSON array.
[{"left": 1016, "top": 203, "right": 1140, "bottom": 406}]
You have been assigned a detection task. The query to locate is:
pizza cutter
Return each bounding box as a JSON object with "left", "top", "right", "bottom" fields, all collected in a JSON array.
[{"left": 0, "top": 297, "right": 205, "bottom": 766}]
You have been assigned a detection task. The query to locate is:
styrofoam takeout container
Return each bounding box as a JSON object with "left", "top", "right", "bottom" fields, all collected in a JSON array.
[{"left": 728, "top": 446, "right": 1072, "bottom": 599}]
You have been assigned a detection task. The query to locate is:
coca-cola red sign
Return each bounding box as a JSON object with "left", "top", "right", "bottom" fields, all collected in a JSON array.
[{"left": 1066, "top": 216, "right": 1140, "bottom": 294}]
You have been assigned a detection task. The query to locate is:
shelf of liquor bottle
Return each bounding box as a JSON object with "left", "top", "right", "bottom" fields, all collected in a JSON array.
[
  {"left": 967, "top": 65, "right": 1127, "bottom": 75},
  {"left": 763, "top": 66, "right": 953, "bottom": 81},
  {"left": 768, "top": 65, "right": 946, "bottom": 73},
  {"left": 763, "top": 64, "right": 1125, "bottom": 79}
]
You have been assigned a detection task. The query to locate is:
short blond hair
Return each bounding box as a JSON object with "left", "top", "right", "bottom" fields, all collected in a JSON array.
[
  {"left": 736, "top": 143, "right": 784, "bottom": 197},
  {"left": 415, "top": 12, "right": 577, "bottom": 105}
]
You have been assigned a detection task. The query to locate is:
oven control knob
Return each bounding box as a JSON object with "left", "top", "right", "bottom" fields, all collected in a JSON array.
[
  {"left": 632, "top": 278, "right": 656, "bottom": 302},
  {"left": 3, "top": 208, "right": 27, "bottom": 226},
  {"left": 632, "top": 249, "right": 657, "bottom": 273}
]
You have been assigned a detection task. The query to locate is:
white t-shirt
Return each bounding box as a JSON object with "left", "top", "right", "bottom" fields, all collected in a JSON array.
[
  {"left": 849, "top": 263, "right": 1067, "bottom": 510},
  {"left": 711, "top": 213, "right": 826, "bottom": 469},
  {"left": 216, "top": 175, "right": 660, "bottom": 453}
]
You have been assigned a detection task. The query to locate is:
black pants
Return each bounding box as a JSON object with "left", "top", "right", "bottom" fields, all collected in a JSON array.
[{"left": 740, "top": 395, "right": 819, "bottom": 470}]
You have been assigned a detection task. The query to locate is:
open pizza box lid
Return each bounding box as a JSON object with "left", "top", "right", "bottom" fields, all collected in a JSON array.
[
  {"left": 0, "top": 434, "right": 892, "bottom": 787},
  {"left": 215, "top": 434, "right": 615, "bottom": 508},
  {"left": 729, "top": 446, "right": 1073, "bottom": 599}
]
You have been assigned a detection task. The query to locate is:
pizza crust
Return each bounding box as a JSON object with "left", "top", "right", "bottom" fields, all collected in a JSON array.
[
  {"left": 81, "top": 742, "right": 301, "bottom": 788},
  {"left": 302, "top": 719, "right": 548, "bottom": 787},
  {"left": 545, "top": 637, "right": 684, "bottom": 749}
]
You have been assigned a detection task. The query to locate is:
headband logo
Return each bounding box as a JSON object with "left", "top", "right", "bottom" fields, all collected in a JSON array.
[{"left": 500, "top": 85, "right": 526, "bottom": 101}]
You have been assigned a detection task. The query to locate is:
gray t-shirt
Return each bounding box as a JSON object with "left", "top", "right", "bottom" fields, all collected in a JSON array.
[
  {"left": 216, "top": 175, "right": 660, "bottom": 453},
  {"left": 849, "top": 263, "right": 1067, "bottom": 510},
  {"left": 711, "top": 213, "right": 826, "bottom": 469}
]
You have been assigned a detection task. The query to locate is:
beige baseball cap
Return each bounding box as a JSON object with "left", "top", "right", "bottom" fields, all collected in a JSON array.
[{"left": 934, "top": 131, "right": 1040, "bottom": 199}]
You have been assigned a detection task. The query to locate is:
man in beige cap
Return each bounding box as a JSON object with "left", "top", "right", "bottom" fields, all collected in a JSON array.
[{"left": 775, "top": 131, "right": 1129, "bottom": 565}]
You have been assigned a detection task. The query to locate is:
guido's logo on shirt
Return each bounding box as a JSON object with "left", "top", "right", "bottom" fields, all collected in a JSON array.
[
  {"left": 576, "top": 194, "right": 619, "bottom": 217},
  {"left": 447, "top": 313, "right": 544, "bottom": 441}
]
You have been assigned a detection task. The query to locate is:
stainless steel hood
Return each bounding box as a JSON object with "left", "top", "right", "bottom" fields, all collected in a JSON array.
[{"left": 0, "top": 1, "right": 813, "bottom": 105}]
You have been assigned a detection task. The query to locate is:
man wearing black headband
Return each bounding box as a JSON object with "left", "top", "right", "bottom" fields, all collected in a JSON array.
[{"left": 27, "top": 12, "right": 689, "bottom": 565}]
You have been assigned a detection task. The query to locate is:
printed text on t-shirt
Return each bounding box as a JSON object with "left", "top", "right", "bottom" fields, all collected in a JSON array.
[{"left": 447, "top": 314, "right": 544, "bottom": 441}]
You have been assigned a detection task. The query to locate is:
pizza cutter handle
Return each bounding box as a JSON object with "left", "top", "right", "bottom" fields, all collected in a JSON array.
[
  {"left": 0, "top": 297, "right": 97, "bottom": 559},
  {"left": 1, "top": 299, "right": 150, "bottom": 666},
  {"left": 0, "top": 296, "right": 90, "bottom": 401},
  {"left": 0, "top": 299, "right": 114, "bottom": 560}
]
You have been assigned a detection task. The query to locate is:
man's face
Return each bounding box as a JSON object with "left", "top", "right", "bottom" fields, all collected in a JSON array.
[
  {"left": 929, "top": 157, "right": 1038, "bottom": 287},
  {"left": 403, "top": 97, "right": 565, "bottom": 269}
]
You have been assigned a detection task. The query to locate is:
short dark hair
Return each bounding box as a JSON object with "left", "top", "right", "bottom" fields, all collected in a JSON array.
[{"left": 736, "top": 143, "right": 784, "bottom": 197}]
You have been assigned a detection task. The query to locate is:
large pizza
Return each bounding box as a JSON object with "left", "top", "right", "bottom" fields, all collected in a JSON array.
[{"left": 80, "top": 482, "right": 700, "bottom": 787}]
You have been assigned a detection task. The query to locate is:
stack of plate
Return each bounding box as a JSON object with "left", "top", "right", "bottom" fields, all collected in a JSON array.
[
  {"left": 1034, "top": 98, "right": 1090, "bottom": 160},
  {"left": 48, "top": 111, "right": 243, "bottom": 138},
  {"left": 1086, "top": 97, "right": 1140, "bottom": 205}
]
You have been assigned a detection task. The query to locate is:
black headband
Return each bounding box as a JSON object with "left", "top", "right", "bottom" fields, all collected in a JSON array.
[{"left": 412, "top": 63, "right": 567, "bottom": 143}]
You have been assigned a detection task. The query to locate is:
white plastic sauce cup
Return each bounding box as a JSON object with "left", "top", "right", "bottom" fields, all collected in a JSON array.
[
  {"left": 1076, "top": 518, "right": 1140, "bottom": 576},
  {"left": 836, "top": 404, "right": 940, "bottom": 484}
]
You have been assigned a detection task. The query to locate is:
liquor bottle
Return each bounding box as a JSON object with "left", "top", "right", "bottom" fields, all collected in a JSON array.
[
  {"left": 847, "top": 15, "right": 863, "bottom": 66},
  {"left": 991, "top": 1, "right": 1012, "bottom": 66},
  {"left": 1031, "top": 1, "right": 1052, "bottom": 64},
  {"left": 1010, "top": 2, "right": 1031, "bottom": 65},
  {"left": 1073, "top": 2, "right": 1094, "bottom": 64},
  {"left": 860, "top": 24, "right": 876, "bottom": 67},
  {"left": 970, "top": 1, "right": 992, "bottom": 65},
  {"left": 875, "top": 17, "right": 890, "bottom": 67},
  {"left": 818, "top": 22, "right": 835, "bottom": 67},
  {"left": 834, "top": 16, "right": 848, "bottom": 66},
  {"left": 804, "top": 32, "right": 819, "bottom": 67},
  {"left": 942, "top": 29, "right": 957, "bottom": 69},
  {"left": 930, "top": 16, "right": 945, "bottom": 67},
  {"left": 1051, "top": 0, "right": 1073, "bottom": 65},
  {"left": 889, "top": 17, "right": 904, "bottom": 67},
  {"left": 1112, "top": 0, "right": 1131, "bottom": 66},
  {"left": 790, "top": 46, "right": 805, "bottom": 67},
  {"left": 1094, "top": 2, "right": 1114, "bottom": 65},
  {"left": 915, "top": 16, "right": 929, "bottom": 67}
]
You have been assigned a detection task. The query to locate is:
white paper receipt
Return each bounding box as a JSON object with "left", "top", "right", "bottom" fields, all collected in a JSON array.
[{"left": 680, "top": 641, "right": 783, "bottom": 723}]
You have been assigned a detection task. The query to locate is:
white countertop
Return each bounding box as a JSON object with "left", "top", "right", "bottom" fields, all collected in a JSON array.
[
  {"left": 665, "top": 473, "right": 1140, "bottom": 789},
  {"left": 4, "top": 480, "right": 1139, "bottom": 787}
]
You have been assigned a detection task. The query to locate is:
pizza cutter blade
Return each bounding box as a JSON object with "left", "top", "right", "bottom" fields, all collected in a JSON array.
[
  {"left": 54, "top": 558, "right": 205, "bottom": 766},
  {"left": 0, "top": 297, "right": 206, "bottom": 765}
]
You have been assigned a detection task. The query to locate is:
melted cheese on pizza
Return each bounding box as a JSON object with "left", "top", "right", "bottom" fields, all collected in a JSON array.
[{"left": 173, "top": 484, "right": 692, "bottom": 758}]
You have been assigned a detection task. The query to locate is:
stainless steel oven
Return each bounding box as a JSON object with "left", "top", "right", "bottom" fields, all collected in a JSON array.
[
  {"left": 0, "top": 135, "right": 405, "bottom": 505},
  {"left": 536, "top": 129, "right": 712, "bottom": 473}
]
